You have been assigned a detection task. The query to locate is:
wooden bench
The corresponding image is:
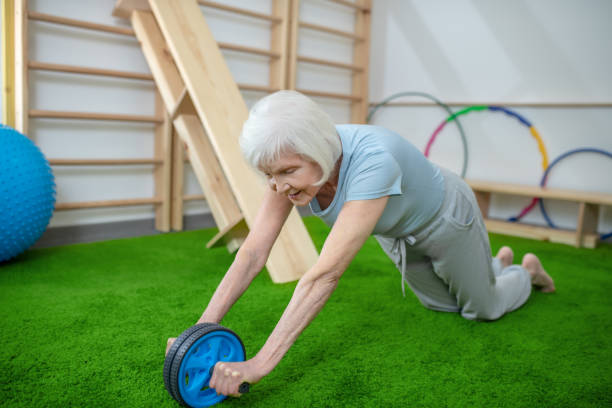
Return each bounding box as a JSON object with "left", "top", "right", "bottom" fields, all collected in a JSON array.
[{"left": 467, "top": 180, "right": 612, "bottom": 248}]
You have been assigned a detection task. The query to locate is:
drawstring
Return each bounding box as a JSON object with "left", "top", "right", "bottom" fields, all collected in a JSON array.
[{"left": 391, "top": 235, "right": 416, "bottom": 297}]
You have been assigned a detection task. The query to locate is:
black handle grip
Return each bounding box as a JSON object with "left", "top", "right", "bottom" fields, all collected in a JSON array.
[{"left": 209, "top": 366, "right": 250, "bottom": 394}]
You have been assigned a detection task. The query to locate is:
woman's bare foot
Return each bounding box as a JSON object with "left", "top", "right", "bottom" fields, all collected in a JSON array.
[
  {"left": 166, "top": 337, "right": 176, "bottom": 356},
  {"left": 522, "top": 253, "right": 556, "bottom": 293},
  {"left": 495, "top": 246, "right": 514, "bottom": 268}
]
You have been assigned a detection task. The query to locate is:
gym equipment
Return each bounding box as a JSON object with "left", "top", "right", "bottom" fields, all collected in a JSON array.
[
  {"left": 163, "top": 323, "right": 250, "bottom": 407},
  {"left": 0, "top": 125, "right": 56, "bottom": 262}
]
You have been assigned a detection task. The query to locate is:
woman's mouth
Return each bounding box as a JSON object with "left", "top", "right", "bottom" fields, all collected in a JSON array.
[{"left": 288, "top": 191, "right": 301, "bottom": 200}]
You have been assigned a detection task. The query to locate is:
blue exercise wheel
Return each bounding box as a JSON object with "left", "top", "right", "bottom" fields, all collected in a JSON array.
[{"left": 164, "top": 323, "right": 250, "bottom": 407}]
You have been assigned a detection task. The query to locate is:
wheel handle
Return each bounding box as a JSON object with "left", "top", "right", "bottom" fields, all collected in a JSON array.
[{"left": 208, "top": 366, "right": 250, "bottom": 394}]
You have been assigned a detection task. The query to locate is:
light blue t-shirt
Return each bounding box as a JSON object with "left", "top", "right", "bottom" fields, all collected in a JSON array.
[{"left": 309, "top": 124, "right": 445, "bottom": 237}]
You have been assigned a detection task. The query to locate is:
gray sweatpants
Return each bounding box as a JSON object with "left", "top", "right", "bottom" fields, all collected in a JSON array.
[{"left": 375, "top": 168, "right": 531, "bottom": 321}]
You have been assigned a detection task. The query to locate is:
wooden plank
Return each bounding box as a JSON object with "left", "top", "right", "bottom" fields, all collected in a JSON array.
[
  {"left": 206, "top": 217, "right": 248, "bottom": 254},
  {"left": 14, "top": 0, "right": 28, "bottom": 134},
  {"left": 484, "top": 219, "right": 598, "bottom": 249},
  {"left": 147, "top": 0, "right": 318, "bottom": 282},
  {"left": 218, "top": 42, "right": 280, "bottom": 58},
  {"left": 467, "top": 179, "right": 612, "bottom": 206},
  {"left": 2, "top": 0, "right": 15, "bottom": 127},
  {"left": 474, "top": 191, "right": 491, "bottom": 218},
  {"left": 287, "top": 0, "right": 300, "bottom": 89},
  {"left": 171, "top": 128, "right": 185, "bottom": 231},
  {"left": 131, "top": 10, "right": 244, "bottom": 250},
  {"left": 154, "top": 91, "right": 172, "bottom": 232},
  {"left": 576, "top": 202, "right": 599, "bottom": 247},
  {"left": 350, "top": 0, "right": 370, "bottom": 123},
  {"left": 269, "top": 0, "right": 291, "bottom": 90}
]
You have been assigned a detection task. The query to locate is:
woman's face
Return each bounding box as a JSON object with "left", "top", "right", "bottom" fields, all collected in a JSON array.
[{"left": 259, "top": 153, "right": 323, "bottom": 206}]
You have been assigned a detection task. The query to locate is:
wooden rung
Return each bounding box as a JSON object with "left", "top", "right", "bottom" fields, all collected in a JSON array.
[
  {"left": 297, "top": 88, "right": 362, "bottom": 101},
  {"left": 49, "top": 158, "right": 162, "bottom": 166},
  {"left": 238, "top": 83, "right": 280, "bottom": 93},
  {"left": 297, "top": 55, "right": 363, "bottom": 72},
  {"left": 484, "top": 218, "right": 599, "bottom": 249},
  {"left": 184, "top": 194, "right": 205, "bottom": 201},
  {"left": 28, "top": 11, "right": 135, "bottom": 36},
  {"left": 29, "top": 61, "right": 153, "bottom": 81},
  {"left": 29, "top": 110, "right": 163, "bottom": 123},
  {"left": 198, "top": 0, "right": 281, "bottom": 23},
  {"left": 299, "top": 21, "right": 364, "bottom": 41},
  {"left": 467, "top": 179, "right": 612, "bottom": 206},
  {"left": 206, "top": 217, "right": 248, "bottom": 253},
  {"left": 327, "top": 0, "right": 371, "bottom": 11},
  {"left": 218, "top": 41, "right": 280, "bottom": 58},
  {"left": 55, "top": 197, "right": 162, "bottom": 210}
]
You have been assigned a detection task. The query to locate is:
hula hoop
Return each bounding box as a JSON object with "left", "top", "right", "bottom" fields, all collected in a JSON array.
[
  {"left": 367, "top": 92, "right": 469, "bottom": 178},
  {"left": 424, "top": 105, "right": 549, "bottom": 221},
  {"left": 536, "top": 148, "right": 612, "bottom": 241}
]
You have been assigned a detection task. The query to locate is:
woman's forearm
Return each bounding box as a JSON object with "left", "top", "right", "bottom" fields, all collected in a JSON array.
[
  {"left": 253, "top": 272, "right": 339, "bottom": 375},
  {"left": 197, "top": 248, "right": 264, "bottom": 324}
]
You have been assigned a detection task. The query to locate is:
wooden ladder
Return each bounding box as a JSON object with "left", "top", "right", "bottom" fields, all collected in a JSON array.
[{"left": 113, "top": 0, "right": 319, "bottom": 283}]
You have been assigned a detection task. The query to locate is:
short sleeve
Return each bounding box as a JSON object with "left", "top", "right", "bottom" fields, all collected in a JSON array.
[{"left": 345, "top": 151, "right": 403, "bottom": 201}]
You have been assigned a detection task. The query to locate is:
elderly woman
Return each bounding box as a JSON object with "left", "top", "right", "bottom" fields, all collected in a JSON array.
[{"left": 174, "top": 90, "right": 555, "bottom": 397}]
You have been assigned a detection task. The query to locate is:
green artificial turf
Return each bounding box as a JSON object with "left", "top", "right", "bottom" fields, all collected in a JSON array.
[{"left": 1, "top": 217, "right": 611, "bottom": 407}]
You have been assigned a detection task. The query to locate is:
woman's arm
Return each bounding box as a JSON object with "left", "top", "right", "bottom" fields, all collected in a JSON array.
[
  {"left": 210, "top": 196, "right": 389, "bottom": 395},
  {"left": 197, "top": 187, "right": 294, "bottom": 324}
]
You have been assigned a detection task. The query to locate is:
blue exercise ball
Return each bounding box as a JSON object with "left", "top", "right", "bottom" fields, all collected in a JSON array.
[{"left": 0, "top": 125, "right": 56, "bottom": 262}]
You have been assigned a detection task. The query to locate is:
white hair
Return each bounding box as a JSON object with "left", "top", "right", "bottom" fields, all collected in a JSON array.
[{"left": 239, "top": 90, "right": 341, "bottom": 186}]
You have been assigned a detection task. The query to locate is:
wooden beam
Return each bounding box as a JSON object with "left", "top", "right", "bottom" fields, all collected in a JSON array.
[
  {"left": 484, "top": 218, "right": 598, "bottom": 249},
  {"left": 206, "top": 217, "right": 248, "bottom": 254},
  {"left": 296, "top": 88, "right": 361, "bottom": 101},
  {"left": 269, "top": 0, "right": 291, "bottom": 90},
  {"left": 576, "top": 202, "right": 599, "bottom": 248},
  {"left": 154, "top": 91, "right": 172, "bottom": 232},
  {"left": 131, "top": 10, "right": 244, "bottom": 250},
  {"left": 112, "top": 0, "right": 150, "bottom": 19},
  {"left": 350, "top": 0, "right": 371, "bottom": 123},
  {"left": 2, "top": 0, "right": 15, "bottom": 127},
  {"left": 15, "top": 0, "right": 28, "bottom": 134},
  {"left": 368, "top": 101, "right": 612, "bottom": 108},
  {"left": 171, "top": 128, "right": 185, "bottom": 231},
  {"left": 467, "top": 180, "right": 612, "bottom": 206},
  {"left": 287, "top": 0, "right": 300, "bottom": 90},
  {"left": 218, "top": 41, "right": 280, "bottom": 58},
  {"left": 147, "top": 0, "right": 318, "bottom": 282},
  {"left": 474, "top": 191, "right": 491, "bottom": 218}
]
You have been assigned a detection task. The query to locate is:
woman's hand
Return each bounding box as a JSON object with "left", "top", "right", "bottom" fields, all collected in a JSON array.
[
  {"left": 209, "top": 359, "right": 265, "bottom": 397},
  {"left": 165, "top": 337, "right": 176, "bottom": 356}
]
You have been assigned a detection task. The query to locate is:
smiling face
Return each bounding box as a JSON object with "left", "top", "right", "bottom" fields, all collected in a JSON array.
[{"left": 259, "top": 153, "right": 324, "bottom": 206}]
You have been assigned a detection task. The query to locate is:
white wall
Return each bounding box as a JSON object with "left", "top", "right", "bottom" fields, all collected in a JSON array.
[
  {"left": 368, "top": 0, "right": 612, "bottom": 236},
  {"left": 16, "top": 0, "right": 612, "bottom": 239}
]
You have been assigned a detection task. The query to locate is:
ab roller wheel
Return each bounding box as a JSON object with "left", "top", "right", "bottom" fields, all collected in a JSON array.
[{"left": 164, "top": 323, "right": 250, "bottom": 407}]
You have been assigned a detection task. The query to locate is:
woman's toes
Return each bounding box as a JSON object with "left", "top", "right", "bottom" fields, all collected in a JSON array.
[{"left": 496, "top": 246, "right": 514, "bottom": 267}]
